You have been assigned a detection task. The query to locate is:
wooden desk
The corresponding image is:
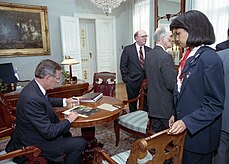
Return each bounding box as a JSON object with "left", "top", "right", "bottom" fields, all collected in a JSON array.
[
  {"left": 56, "top": 96, "right": 124, "bottom": 164},
  {"left": 4, "top": 80, "right": 89, "bottom": 107}
]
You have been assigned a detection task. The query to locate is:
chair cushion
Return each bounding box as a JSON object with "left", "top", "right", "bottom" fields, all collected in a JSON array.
[
  {"left": 0, "top": 150, "right": 15, "bottom": 164},
  {"left": 103, "top": 150, "right": 153, "bottom": 164},
  {"left": 118, "top": 110, "right": 148, "bottom": 134}
]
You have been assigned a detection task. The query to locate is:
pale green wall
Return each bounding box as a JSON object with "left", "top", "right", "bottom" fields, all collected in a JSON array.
[{"left": 0, "top": 0, "right": 133, "bottom": 82}]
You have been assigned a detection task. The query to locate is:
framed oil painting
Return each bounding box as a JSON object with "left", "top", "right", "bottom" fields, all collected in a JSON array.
[{"left": 0, "top": 2, "right": 50, "bottom": 57}]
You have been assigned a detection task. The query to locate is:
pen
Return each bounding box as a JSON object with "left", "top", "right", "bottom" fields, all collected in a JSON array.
[
  {"left": 112, "top": 105, "right": 121, "bottom": 109},
  {"left": 72, "top": 96, "right": 78, "bottom": 100}
]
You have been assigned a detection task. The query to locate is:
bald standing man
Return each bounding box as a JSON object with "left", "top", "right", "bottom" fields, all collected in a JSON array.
[{"left": 120, "top": 30, "right": 152, "bottom": 112}]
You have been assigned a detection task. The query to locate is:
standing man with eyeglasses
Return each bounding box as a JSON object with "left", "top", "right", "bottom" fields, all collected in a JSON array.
[
  {"left": 120, "top": 30, "right": 152, "bottom": 112},
  {"left": 6, "top": 59, "right": 86, "bottom": 164}
]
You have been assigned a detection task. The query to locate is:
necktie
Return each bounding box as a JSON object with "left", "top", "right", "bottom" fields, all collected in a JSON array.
[
  {"left": 139, "top": 46, "right": 144, "bottom": 68},
  {"left": 179, "top": 48, "right": 191, "bottom": 80}
]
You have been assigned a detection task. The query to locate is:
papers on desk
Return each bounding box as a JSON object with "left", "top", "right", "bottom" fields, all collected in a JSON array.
[
  {"left": 96, "top": 103, "right": 121, "bottom": 111},
  {"left": 62, "top": 105, "right": 98, "bottom": 117}
]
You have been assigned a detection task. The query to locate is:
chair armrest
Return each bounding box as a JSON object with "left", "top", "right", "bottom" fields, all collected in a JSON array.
[
  {"left": 122, "top": 94, "right": 141, "bottom": 105},
  {"left": 0, "top": 146, "right": 46, "bottom": 163},
  {"left": 0, "top": 128, "right": 14, "bottom": 138},
  {"left": 94, "top": 147, "right": 117, "bottom": 164}
]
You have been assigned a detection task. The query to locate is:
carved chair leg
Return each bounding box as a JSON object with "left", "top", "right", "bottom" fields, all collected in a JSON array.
[{"left": 114, "top": 120, "right": 120, "bottom": 146}]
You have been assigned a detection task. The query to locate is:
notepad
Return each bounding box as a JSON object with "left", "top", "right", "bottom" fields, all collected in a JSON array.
[
  {"left": 97, "top": 103, "right": 120, "bottom": 111},
  {"left": 62, "top": 105, "right": 98, "bottom": 117}
]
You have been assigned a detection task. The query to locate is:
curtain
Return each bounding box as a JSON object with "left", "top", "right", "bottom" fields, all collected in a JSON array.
[
  {"left": 186, "top": 0, "right": 229, "bottom": 48},
  {"left": 133, "top": 0, "right": 150, "bottom": 46}
]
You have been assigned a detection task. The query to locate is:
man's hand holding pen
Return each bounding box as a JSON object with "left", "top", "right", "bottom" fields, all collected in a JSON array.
[{"left": 66, "top": 97, "right": 79, "bottom": 107}]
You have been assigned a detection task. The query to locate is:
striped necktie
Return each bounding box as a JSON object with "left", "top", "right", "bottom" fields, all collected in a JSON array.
[{"left": 139, "top": 46, "right": 144, "bottom": 68}]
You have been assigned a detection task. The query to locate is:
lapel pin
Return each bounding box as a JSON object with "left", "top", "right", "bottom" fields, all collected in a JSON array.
[{"left": 186, "top": 72, "right": 191, "bottom": 78}]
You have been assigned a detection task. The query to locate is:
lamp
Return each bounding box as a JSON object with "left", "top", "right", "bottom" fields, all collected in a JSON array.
[
  {"left": 90, "top": 0, "right": 126, "bottom": 16},
  {"left": 61, "top": 56, "right": 80, "bottom": 81}
]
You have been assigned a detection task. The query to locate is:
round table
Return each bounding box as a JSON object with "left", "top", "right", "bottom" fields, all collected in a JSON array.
[{"left": 56, "top": 96, "right": 124, "bottom": 163}]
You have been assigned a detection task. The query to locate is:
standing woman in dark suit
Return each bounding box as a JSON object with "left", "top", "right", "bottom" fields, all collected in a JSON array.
[
  {"left": 168, "top": 10, "right": 225, "bottom": 164},
  {"left": 120, "top": 30, "right": 152, "bottom": 112}
]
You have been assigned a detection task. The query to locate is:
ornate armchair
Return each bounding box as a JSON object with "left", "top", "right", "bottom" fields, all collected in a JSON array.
[
  {"left": 0, "top": 93, "right": 46, "bottom": 163},
  {"left": 94, "top": 129, "right": 187, "bottom": 164},
  {"left": 85, "top": 72, "right": 116, "bottom": 97},
  {"left": 114, "top": 79, "right": 155, "bottom": 146}
]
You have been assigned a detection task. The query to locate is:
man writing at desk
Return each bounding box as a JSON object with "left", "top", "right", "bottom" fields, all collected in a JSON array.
[{"left": 6, "top": 59, "right": 86, "bottom": 164}]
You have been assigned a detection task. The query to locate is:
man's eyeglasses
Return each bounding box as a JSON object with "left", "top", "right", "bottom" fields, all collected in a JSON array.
[
  {"left": 55, "top": 77, "right": 61, "bottom": 83},
  {"left": 141, "top": 35, "right": 148, "bottom": 38},
  {"left": 51, "top": 75, "right": 61, "bottom": 83}
]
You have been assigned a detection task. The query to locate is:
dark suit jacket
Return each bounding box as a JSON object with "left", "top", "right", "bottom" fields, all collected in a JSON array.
[
  {"left": 174, "top": 46, "right": 225, "bottom": 154},
  {"left": 216, "top": 40, "right": 229, "bottom": 51},
  {"left": 6, "top": 80, "right": 71, "bottom": 161},
  {"left": 217, "top": 48, "right": 229, "bottom": 133},
  {"left": 120, "top": 43, "right": 152, "bottom": 89},
  {"left": 145, "top": 46, "right": 176, "bottom": 119}
]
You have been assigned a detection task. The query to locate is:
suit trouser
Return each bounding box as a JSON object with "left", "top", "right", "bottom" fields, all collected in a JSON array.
[
  {"left": 150, "top": 117, "right": 169, "bottom": 133},
  {"left": 13, "top": 136, "right": 86, "bottom": 164},
  {"left": 182, "top": 150, "right": 214, "bottom": 164},
  {"left": 214, "top": 130, "right": 229, "bottom": 164},
  {"left": 126, "top": 82, "right": 140, "bottom": 112},
  {"left": 126, "top": 80, "right": 149, "bottom": 113},
  {"left": 63, "top": 136, "right": 87, "bottom": 164}
]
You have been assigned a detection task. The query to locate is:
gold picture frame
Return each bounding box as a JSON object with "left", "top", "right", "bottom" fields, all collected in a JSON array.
[{"left": 0, "top": 2, "right": 50, "bottom": 57}]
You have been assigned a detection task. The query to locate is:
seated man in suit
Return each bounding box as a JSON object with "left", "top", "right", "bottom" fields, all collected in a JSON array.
[
  {"left": 6, "top": 59, "right": 86, "bottom": 164},
  {"left": 216, "top": 28, "right": 229, "bottom": 51}
]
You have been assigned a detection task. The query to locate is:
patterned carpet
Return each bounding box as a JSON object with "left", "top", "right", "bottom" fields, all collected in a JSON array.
[
  {"left": 0, "top": 122, "right": 136, "bottom": 157},
  {"left": 70, "top": 122, "right": 136, "bottom": 156},
  {"left": 0, "top": 137, "right": 10, "bottom": 152}
]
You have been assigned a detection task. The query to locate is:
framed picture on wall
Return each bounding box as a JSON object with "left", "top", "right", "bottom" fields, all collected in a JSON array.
[{"left": 0, "top": 2, "right": 50, "bottom": 57}]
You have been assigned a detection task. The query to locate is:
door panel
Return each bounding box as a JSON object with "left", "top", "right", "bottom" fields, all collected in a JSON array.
[
  {"left": 95, "top": 19, "right": 115, "bottom": 72},
  {"left": 79, "top": 19, "right": 96, "bottom": 83},
  {"left": 60, "top": 16, "right": 82, "bottom": 80},
  {"left": 61, "top": 14, "right": 117, "bottom": 84}
]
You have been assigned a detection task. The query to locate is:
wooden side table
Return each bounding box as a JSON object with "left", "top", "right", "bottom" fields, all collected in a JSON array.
[{"left": 4, "top": 80, "right": 89, "bottom": 107}]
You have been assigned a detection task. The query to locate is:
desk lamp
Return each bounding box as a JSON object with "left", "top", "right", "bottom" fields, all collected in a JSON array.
[{"left": 61, "top": 56, "right": 80, "bottom": 81}]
